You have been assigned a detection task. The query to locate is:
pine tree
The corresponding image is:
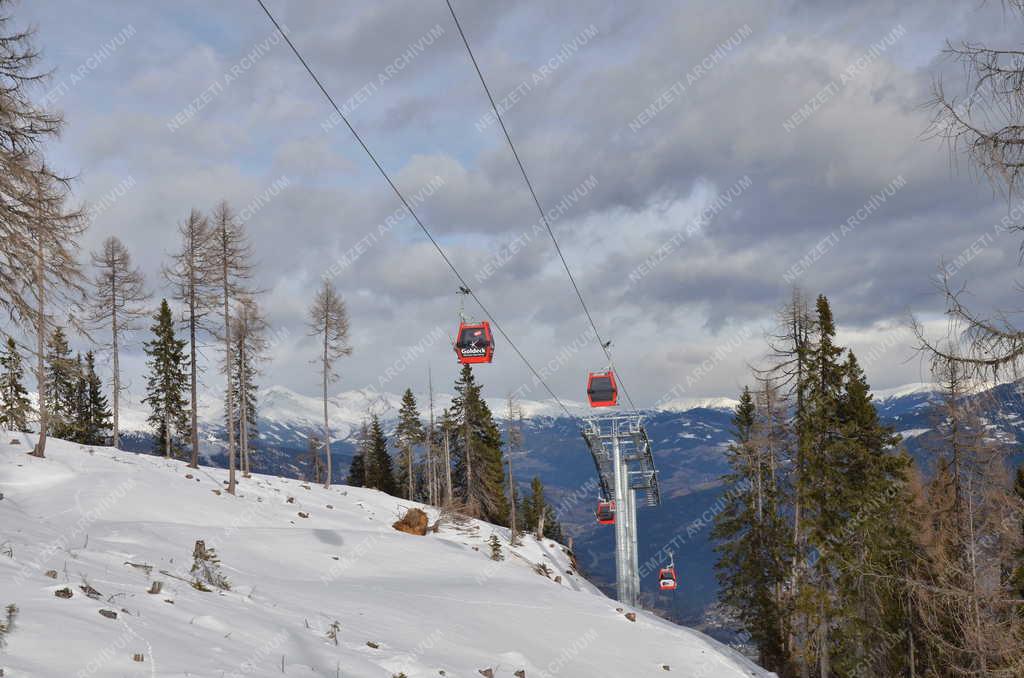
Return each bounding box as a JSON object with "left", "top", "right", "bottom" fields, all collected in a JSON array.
[
  {"left": 828, "top": 352, "right": 916, "bottom": 677},
  {"left": 712, "top": 386, "right": 789, "bottom": 673},
  {"left": 395, "top": 389, "right": 425, "bottom": 500},
  {"left": 45, "top": 327, "right": 77, "bottom": 439},
  {"left": 69, "top": 353, "right": 87, "bottom": 443},
  {"left": 450, "top": 364, "right": 509, "bottom": 524},
  {"left": 226, "top": 298, "right": 266, "bottom": 476},
  {"left": 347, "top": 422, "right": 368, "bottom": 487},
  {"left": 0, "top": 338, "right": 32, "bottom": 432},
  {"left": 81, "top": 351, "right": 111, "bottom": 445},
  {"left": 522, "top": 477, "right": 551, "bottom": 539},
  {"left": 363, "top": 414, "right": 396, "bottom": 495},
  {"left": 142, "top": 300, "right": 189, "bottom": 458}
]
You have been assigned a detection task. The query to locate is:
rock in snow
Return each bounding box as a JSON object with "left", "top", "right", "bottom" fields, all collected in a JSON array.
[{"left": 0, "top": 431, "right": 773, "bottom": 677}]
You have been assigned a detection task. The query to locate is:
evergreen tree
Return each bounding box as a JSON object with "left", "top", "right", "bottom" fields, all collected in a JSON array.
[
  {"left": 0, "top": 338, "right": 32, "bottom": 432},
  {"left": 142, "top": 300, "right": 190, "bottom": 458},
  {"left": 81, "top": 351, "right": 111, "bottom": 445},
  {"left": 226, "top": 331, "right": 259, "bottom": 467},
  {"left": 69, "top": 353, "right": 87, "bottom": 442},
  {"left": 45, "top": 327, "right": 77, "bottom": 439},
  {"left": 712, "top": 386, "right": 789, "bottom": 673},
  {"left": 828, "top": 352, "right": 916, "bottom": 677},
  {"left": 363, "top": 414, "right": 396, "bottom": 495},
  {"left": 346, "top": 421, "right": 368, "bottom": 487},
  {"left": 521, "top": 477, "right": 562, "bottom": 541},
  {"left": 395, "top": 388, "right": 425, "bottom": 500},
  {"left": 450, "top": 364, "right": 508, "bottom": 524}
]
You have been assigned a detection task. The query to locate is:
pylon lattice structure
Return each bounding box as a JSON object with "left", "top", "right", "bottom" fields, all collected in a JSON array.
[{"left": 580, "top": 413, "right": 660, "bottom": 607}]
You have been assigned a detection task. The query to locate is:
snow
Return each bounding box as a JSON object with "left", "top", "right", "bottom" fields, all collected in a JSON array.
[
  {"left": 655, "top": 397, "right": 740, "bottom": 414},
  {"left": 872, "top": 382, "right": 940, "bottom": 401},
  {"left": 897, "top": 428, "right": 930, "bottom": 439},
  {"left": 0, "top": 432, "right": 772, "bottom": 677}
]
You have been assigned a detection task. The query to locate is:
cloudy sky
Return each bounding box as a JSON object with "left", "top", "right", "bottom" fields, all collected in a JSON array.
[{"left": 17, "top": 0, "right": 1024, "bottom": 410}]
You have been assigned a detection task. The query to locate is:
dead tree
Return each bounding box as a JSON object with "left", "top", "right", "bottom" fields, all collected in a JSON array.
[
  {"left": 306, "top": 279, "right": 352, "bottom": 489},
  {"left": 926, "top": 2, "right": 1024, "bottom": 202},
  {"left": 209, "top": 201, "right": 254, "bottom": 495},
  {"left": 28, "top": 174, "right": 87, "bottom": 458},
  {"left": 0, "top": 11, "right": 87, "bottom": 457},
  {"left": 88, "top": 236, "right": 149, "bottom": 449},
  {"left": 164, "top": 209, "right": 215, "bottom": 468}
]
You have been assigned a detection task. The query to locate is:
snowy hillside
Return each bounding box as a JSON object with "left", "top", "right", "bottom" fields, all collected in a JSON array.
[{"left": 0, "top": 433, "right": 771, "bottom": 677}]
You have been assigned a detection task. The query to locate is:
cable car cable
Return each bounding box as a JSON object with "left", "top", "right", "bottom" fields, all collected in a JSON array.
[
  {"left": 255, "top": 0, "right": 575, "bottom": 420},
  {"left": 444, "top": 0, "right": 639, "bottom": 414}
]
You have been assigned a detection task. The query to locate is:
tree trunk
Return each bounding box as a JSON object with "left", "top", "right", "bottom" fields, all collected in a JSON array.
[
  {"left": 223, "top": 254, "right": 236, "bottom": 495},
  {"left": 187, "top": 246, "right": 199, "bottom": 469},
  {"left": 111, "top": 275, "right": 120, "bottom": 450},
  {"left": 240, "top": 344, "right": 250, "bottom": 477},
  {"left": 322, "top": 328, "right": 331, "bottom": 489},
  {"left": 464, "top": 413, "right": 473, "bottom": 512},
  {"left": 407, "top": 444, "right": 414, "bottom": 500},
  {"left": 164, "top": 409, "right": 171, "bottom": 458},
  {"left": 443, "top": 426, "right": 452, "bottom": 504},
  {"left": 31, "top": 235, "right": 47, "bottom": 458}
]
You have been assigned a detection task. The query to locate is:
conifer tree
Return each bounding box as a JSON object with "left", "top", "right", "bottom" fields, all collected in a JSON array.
[
  {"left": 0, "top": 338, "right": 32, "bottom": 432},
  {"left": 363, "top": 414, "right": 396, "bottom": 495},
  {"left": 227, "top": 297, "right": 266, "bottom": 476},
  {"left": 45, "top": 327, "right": 77, "bottom": 439},
  {"left": 347, "top": 421, "right": 368, "bottom": 487},
  {"left": 450, "top": 364, "right": 508, "bottom": 524},
  {"left": 306, "top": 280, "right": 352, "bottom": 489},
  {"left": 88, "top": 236, "right": 150, "bottom": 449},
  {"left": 80, "top": 351, "right": 111, "bottom": 445},
  {"left": 521, "top": 477, "right": 562, "bottom": 541},
  {"left": 828, "top": 352, "right": 916, "bottom": 677},
  {"left": 164, "top": 209, "right": 215, "bottom": 469},
  {"left": 71, "top": 353, "right": 89, "bottom": 443},
  {"left": 712, "top": 386, "right": 789, "bottom": 673},
  {"left": 209, "top": 200, "right": 254, "bottom": 495},
  {"left": 143, "top": 299, "right": 189, "bottom": 458},
  {"left": 395, "top": 388, "right": 424, "bottom": 500}
]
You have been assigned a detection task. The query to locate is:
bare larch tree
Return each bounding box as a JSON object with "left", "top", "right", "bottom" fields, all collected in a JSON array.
[
  {"left": 164, "top": 209, "right": 215, "bottom": 468},
  {"left": 0, "top": 7, "right": 87, "bottom": 458},
  {"left": 927, "top": 2, "right": 1024, "bottom": 200},
  {"left": 88, "top": 236, "right": 149, "bottom": 449},
  {"left": 307, "top": 279, "right": 352, "bottom": 489},
  {"left": 209, "top": 201, "right": 254, "bottom": 495},
  {"left": 27, "top": 172, "right": 87, "bottom": 458}
]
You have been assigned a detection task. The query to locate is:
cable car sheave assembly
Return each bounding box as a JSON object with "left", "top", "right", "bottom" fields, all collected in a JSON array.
[{"left": 582, "top": 414, "right": 662, "bottom": 607}]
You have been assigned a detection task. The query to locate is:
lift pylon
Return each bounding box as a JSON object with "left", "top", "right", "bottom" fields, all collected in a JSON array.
[{"left": 581, "top": 413, "right": 660, "bottom": 607}]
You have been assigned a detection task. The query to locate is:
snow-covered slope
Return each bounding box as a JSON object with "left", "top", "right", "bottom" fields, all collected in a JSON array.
[{"left": 0, "top": 433, "right": 771, "bottom": 677}]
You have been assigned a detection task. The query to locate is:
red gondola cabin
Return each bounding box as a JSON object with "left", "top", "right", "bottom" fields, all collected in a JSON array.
[
  {"left": 658, "top": 566, "right": 678, "bottom": 591},
  {"left": 595, "top": 500, "right": 615, "bottom": 525},
  {"left": 587, "top": 371, "right": 618, "bottom": 407},
  {"left": 454, "top": 322, "right": 494, "bottom": 364}
]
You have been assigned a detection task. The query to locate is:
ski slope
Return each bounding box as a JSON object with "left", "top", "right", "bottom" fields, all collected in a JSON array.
[{"left": 0, "top": 433, "right": 771, "bottom": 677}]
